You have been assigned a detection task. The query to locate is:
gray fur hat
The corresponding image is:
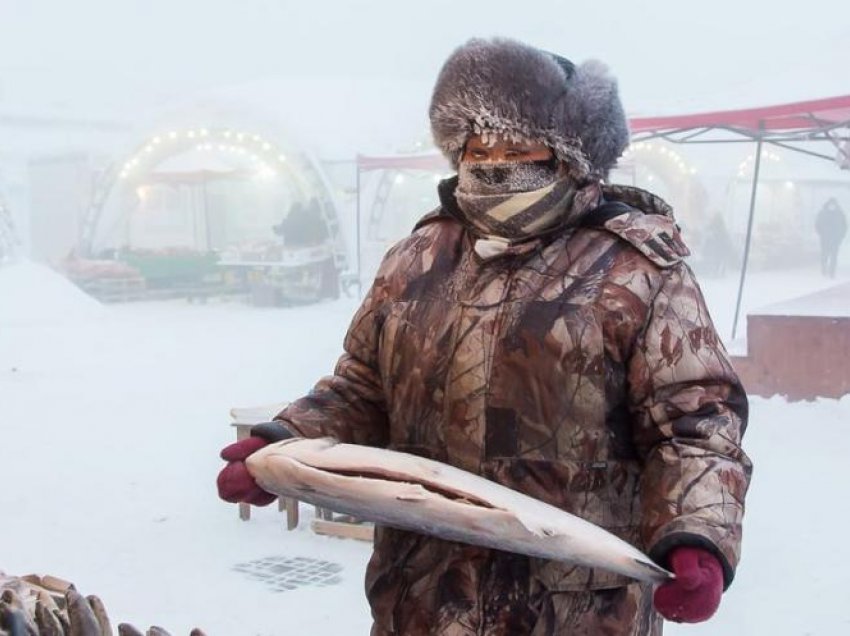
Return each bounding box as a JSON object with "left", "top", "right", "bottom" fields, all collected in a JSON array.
[{"left": 429, "top": 37, "right": 629, "bottom": 179}]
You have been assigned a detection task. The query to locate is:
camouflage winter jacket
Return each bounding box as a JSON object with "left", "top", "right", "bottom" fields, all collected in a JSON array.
[{"left": 275, "top": 180, "right": 751, "bottom": 633}]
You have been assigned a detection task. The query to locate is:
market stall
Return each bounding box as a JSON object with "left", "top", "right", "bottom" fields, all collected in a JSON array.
[
  {"left": 73, "top": 126, "right": 347, "bottom": 304},
  {"left": 630, "top": 94, "right": 850, "bottom": 337}
]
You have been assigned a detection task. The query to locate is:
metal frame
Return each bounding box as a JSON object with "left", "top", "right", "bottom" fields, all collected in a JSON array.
[
  {"left": 352, "top": 98, "right": 850, "bottom": 337},
  {"left": 354, "top": 154, "right": 449, "bottom": 297},
  {"left": 632, "top": 102, "right": 850, "bottom": 340}
]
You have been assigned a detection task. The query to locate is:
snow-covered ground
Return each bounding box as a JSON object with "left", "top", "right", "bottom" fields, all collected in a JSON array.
[{"left": 1, "top": 260, "right": 849, "bottom": 635}]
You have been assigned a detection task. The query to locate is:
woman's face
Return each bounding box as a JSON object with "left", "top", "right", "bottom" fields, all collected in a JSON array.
[{"left": 461, "top": 134, "right": 554, "bottom": 164}]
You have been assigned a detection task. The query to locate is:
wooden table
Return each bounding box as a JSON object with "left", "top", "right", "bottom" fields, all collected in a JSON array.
[
  {"left": 231, "top": 421, "right": 300, "bottom": 530},
  {"left": 230, "top": 402, "right": 374, "bottom": 541},
  {"left": 230, "top": 402, "right": 300, "bottom": 530}
]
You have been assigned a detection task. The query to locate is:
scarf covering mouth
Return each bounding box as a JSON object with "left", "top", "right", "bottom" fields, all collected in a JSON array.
[{"left": 455, "top": 161, "right": 579, "bottom": 240}]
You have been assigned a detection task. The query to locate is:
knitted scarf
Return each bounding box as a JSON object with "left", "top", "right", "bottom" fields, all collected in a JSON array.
[{"left": 455, "top": 161, "right": 579, "bottom": 241}]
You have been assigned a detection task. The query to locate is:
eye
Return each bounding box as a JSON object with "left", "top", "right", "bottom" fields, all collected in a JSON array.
[{"left": 468, "top": 149, "right": 488, "bottom": 160}]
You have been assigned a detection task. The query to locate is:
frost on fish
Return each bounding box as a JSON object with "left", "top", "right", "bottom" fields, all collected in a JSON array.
[{"left": 246, "top": 438, "right": 672, "bottom": 583}]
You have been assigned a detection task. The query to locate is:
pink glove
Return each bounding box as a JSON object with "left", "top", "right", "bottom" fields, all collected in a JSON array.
[
  {"left": 217, "top": 437, "right": 277, "bottom": 506},
  {"left": 653, "top": 547, "right": 724, "bottom": 623}
]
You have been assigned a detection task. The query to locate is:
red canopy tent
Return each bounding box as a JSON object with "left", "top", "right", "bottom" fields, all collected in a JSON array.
[
  {"left": 356, "top": 154, "right": 449, "bottom": 172},
  {"left": 630, "top": 95, "right": 850, "bottom": 148},
  {"left": 355, "top": 97, "right": 850, "bottom": 335},
  {"left": 631, "top": 95, "right": 850, "bottom": 338}
]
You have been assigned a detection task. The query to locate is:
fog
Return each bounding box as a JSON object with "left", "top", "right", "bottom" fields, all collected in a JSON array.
[
  {"left": 4, "top": 0, "right": 850, "bottom": 254},
  {"left": 2, "top": 1, "right": 850, "bottom": 634},
  {"left": 4, "top": 0, "right": 849, "bottom": 111}
]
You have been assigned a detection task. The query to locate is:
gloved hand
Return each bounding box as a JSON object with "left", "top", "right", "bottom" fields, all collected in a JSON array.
[
  {"left": 216, "top": 422, "right": 294, "bottom": 506},
  {"left": 653, "top": 546, "right": 724, "bottom": 623}
]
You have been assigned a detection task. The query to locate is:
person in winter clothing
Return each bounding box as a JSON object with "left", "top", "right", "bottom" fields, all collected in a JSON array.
[
  {"left": 815, "top": 198, "right": 847, "bottom": 278},
  {"left": 273, "top": 198, "right": 330, "bottom": 247},
  {"left": 218, "top": 37, "right": 751, "bottom": 635}
]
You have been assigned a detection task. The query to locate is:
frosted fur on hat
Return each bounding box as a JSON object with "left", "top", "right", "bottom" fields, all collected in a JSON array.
[{"left": 429, "top": 38, "right": 629, "bottom": 179}]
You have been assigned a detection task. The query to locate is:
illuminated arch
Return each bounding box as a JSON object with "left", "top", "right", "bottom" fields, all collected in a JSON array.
[
  {"left": 725, "top": 149, "right": 803, "bottom": 238},
  {"left": 79, "top": 126, "right": 347, "bottom": 271},
  {"left": 366, "top": 169, "right": 448, "bottom": 243},
  {"left": 365, "top": 139, "right": 447, "bottom": 244},
  {"left": 616, "top": 142, "right": 708, "bottom": 228}
]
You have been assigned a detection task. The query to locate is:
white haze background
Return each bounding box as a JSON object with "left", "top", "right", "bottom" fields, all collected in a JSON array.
[{"left": 2, "top": 1, "right": 850, "bottom": 634}]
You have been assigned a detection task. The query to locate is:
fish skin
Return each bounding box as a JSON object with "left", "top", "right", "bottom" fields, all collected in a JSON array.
[
  {"left": 85, "top": 597, "right": 112, "bottom": 636},
  {"left": 0, "top": 590, "right": 38, "bottom": 636},
  {"left": 247, "top": 437, "right": 672, "bottom": 583},
  {"left": 66, "top": 589, "right": 101, "bottom": 636},
  {"left": 34, "top": 602, "right": 64, "bottom": 636}
]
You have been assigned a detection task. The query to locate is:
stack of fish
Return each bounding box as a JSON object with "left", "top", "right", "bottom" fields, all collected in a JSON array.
[{"left": 0, "top": 573, "right": 204, "bottom": 636}]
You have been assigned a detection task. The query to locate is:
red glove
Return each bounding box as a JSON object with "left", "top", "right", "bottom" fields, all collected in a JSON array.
[
  {"left": 217, "top": 421, "right": 295, "bottom": 506},
  {"left": 217, "top": 436, "right": 277, "bottom": 506},
  {"left": 653, "top": 547, "right": 724, "bottom": 623}
]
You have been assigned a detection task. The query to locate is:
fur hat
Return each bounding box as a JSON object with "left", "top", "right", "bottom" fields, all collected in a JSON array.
[{"left": 429, "top": 37, "right": 629, "bottom": 179}]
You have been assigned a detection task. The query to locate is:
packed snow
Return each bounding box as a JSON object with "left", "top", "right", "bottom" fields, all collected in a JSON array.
[
  {"left": 0, "top": 261, "right": 104, "bottom": 326},
  {"left": 1, "top": 261, "right": 849, "bottom": 635}
]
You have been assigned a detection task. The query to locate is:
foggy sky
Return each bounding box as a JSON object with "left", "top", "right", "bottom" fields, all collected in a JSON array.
[{"left": 2, "top": 0, "right": 849, "bottom": 121}]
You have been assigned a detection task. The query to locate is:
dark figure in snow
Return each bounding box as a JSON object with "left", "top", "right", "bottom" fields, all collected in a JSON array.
[
  {"left": 815, "top": 198, "right": 847, "bottom": 278},
  {"left": 272, "top": 198, "right": 329, "bottom": 247},
  {"left": 218, "top": 38, "right": 751, "bottom": 635}
]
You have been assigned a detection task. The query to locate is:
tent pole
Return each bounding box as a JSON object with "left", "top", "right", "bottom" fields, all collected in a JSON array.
[
  {"left": 731, "top": 134, "right": 764, "bottom": 341},
  {"left": 355, "top": 158, "right": 362, "bottom": 299}
]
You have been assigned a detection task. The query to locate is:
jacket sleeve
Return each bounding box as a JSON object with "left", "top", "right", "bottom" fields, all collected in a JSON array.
[
  {"left": 271, "top": 252, "right": 398, "bottom": 448},
  {"left": 627, "top": 262, "right": 752, "bottom": 590}
]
